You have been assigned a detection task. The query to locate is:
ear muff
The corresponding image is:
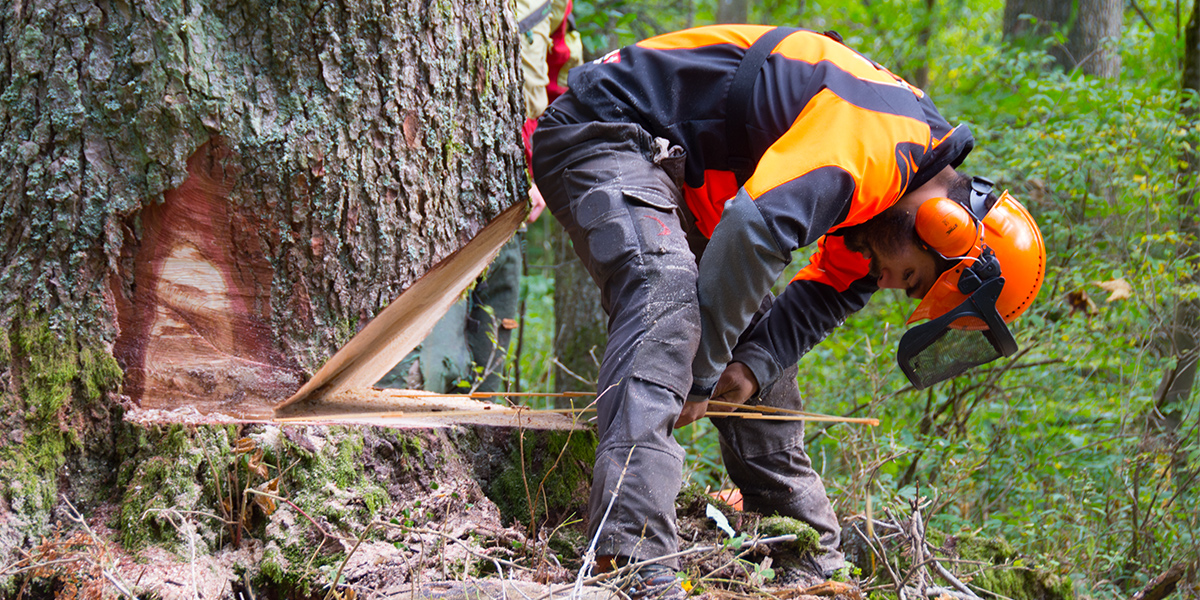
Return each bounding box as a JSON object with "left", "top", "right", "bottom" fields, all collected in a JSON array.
[{"left": 915, "top": 197, "right": 981, "bottom": 258}]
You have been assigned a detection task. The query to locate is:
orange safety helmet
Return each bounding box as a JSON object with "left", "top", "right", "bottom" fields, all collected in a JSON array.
[{"left": 908, "top": 189, "right": 1045, "bottom": 330}]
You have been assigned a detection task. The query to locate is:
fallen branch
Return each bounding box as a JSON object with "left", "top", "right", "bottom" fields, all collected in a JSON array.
[
  {"left": 925, "top": 542, "right": 982, "bottom": 600},
  {"left": 1130, "top": 562, "right": 1189, "bottom": 600}
]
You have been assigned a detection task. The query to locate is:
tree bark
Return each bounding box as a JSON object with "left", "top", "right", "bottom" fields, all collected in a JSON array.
[
  {"left": 0, "top": 0, "right": 528, "bottom": 572},
  {"left": 1147, "top": 0, "right": 1200, "bottom": 526},
  {"left": 1066, "top": 0, "right": 1123, "bottom": 78},
  {"left": 1, "top": 0, "right": 527, "bottom": 413},
  {"left": 1158, "top": 0, "right": 1200, "bottom": 421}
]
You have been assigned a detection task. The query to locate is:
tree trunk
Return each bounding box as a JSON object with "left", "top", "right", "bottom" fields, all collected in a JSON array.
[
  {"left": 1158, "top": 0, "right": 1200, "bottom": 427},
  {"left": 0, "top": 0, "right": 528, "bottom": 576},
  {"left": 913, "top": 0, "right": 937, "bottom": 90},
  {"left": 2, "top": 0, "right": 526, "bottom": 411},
  {"left": 1146, "top": 0, "right": 1200, "bottom": 539},
  {"left": 1003, "top": 0, "right": 1123, "bottom": 78},
  {"left": 716, "top": 0, "right": 748, "bottom": 25},
  {"left": 1066, "top": 0, "right": 1123, "bottom": 78}
]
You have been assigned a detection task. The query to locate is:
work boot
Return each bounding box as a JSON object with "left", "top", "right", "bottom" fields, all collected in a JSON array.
[
  {"left": 773, "top": 552, "right": 839, "bottom": 589},
  {"left": 618, "top": 562, "right": 691, "bottom": 600}
]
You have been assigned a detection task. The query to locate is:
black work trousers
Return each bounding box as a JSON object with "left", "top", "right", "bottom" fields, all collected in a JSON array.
[{"left": 532, "top": 112, "right": 844, "bottom": 573}]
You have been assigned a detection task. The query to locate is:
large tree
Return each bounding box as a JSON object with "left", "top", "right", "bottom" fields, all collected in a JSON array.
[{"left": 0, "top": 0, "right": 529, "bottom": 579}]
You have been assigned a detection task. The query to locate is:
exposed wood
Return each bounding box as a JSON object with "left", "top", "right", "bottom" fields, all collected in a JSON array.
[
  {"left": 114, "top": 139, "right": 306, "bottom": 414},
  {"left": 275, "top": 203, "right": 528, "bottom": 417},
  {"left": 273, "top": 388, "right": 583, "bottom": 430}
]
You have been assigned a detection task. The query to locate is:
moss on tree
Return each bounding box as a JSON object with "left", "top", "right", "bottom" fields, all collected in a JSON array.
[
  {"left": 486, "top": 429, "right": 596, "bottom": 530},
  {"left": 0, "top": 313, "right": 123, "bottom": 559}
]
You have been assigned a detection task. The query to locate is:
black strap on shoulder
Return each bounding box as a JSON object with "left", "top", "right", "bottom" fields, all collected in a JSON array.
[
  {"left": 725, "top": 26, "right": 799, "bottom": 186},
  {"left": 518, "top": 0, "right": 553, "bottom": 33}
]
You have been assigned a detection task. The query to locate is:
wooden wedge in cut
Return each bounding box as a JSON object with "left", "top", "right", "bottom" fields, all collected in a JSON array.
[{"left": 273, "top": 202, "right": 556, "bottom": 423}]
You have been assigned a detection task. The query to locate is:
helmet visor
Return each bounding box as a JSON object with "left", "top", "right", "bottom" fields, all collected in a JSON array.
[{"left": 897, "top": 278, "right": 1017, "bottom": 389}]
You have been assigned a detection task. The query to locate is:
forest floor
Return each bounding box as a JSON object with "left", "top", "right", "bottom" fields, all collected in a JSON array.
[{"left": 0, "top": 419, "right": 1082, "bottom": 600}]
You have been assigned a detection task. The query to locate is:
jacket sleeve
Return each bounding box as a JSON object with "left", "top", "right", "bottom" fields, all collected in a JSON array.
[
  {"left": 690, "top": 168, "right": 857, "bottom": 395},
  {"left": 691, "top": 191, "right": 790, "bottom": 395},
  {"left": 731, "top": 235, "right": 877, "bottom": 393}
]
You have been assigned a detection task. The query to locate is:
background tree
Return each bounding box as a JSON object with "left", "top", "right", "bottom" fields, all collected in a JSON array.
[{"left": 1003, "top": 0, "right": 1124, "bottom": 77}]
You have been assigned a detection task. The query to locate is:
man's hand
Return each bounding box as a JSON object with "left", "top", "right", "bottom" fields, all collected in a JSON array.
[
  {"left": 528, "top": 183, "right": 546, "bottom": 223},
  {"left": 673, "top": 363, "right": 760, "bottom": 429},
  {"left": 711, "top": 362, "right": 759, "bottom": 406},
  {"left": 675, "top": 398, "right": 708, "bottom": 428}
]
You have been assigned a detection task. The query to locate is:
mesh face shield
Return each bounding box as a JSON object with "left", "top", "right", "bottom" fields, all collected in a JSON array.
[{"left": 897, "top": 272, "right": 1018, "bottom": 390}]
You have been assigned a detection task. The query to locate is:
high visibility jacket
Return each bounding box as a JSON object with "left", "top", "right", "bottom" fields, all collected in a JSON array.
[{"left": 547, "top": 25, "right": 974, "bottom": 393}]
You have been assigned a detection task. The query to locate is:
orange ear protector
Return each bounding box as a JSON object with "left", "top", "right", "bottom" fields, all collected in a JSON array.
[
  {"left": 916, "top": 198, "right": 980, "bottom": 257},
  {"left": 914, "top": 177, "right": 993, "bottom": 258}
]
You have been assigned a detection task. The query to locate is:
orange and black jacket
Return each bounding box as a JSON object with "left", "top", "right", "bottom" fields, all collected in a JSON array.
[{"left": 550, "top": 25, "right": 974, "bottom": 395}]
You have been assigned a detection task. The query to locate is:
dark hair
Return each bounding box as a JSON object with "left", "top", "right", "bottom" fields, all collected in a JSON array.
[
  {"left": 945, "top": 171, "right": 1000, "bottom": 211},
  {"left": 842, "top": 202, "right": 918, "bottom": 258},
  {"left": 841, "top": 169, "right": 984, "bottom": 278}
]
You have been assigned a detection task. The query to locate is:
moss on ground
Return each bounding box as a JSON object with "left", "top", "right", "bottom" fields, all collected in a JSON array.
[
  {"left": 486, "top": 429, "right": 596, "bottom": 529},
  {"left": 115, "top": 424, "right": 237, "bottom": 553},
  {"left": 253, "top": 426, "right": 391, "bottom": 587},
  {"left": 954, "top": 533, "right": 1075, "bottom": 600},
  {"left": 757, "top": 516, "right": 821, "bottom": 555}
]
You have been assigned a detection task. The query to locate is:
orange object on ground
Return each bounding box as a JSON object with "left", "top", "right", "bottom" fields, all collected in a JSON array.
[{"left": 711, "top": 488, "right": 744, "bottom": 511}]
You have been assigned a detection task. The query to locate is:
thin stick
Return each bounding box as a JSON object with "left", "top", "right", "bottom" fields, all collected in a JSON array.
[
  {"left": 707, "top": 399, "right": 880, "bottom": 424},
  {"left": 574, "top": 446, "right": 636, "bottom": 598},
  {"left": 467, "top": 391, "right": 594, "bottom": 398},
  {"left": 703, "top": 411, "right": 879, "bottom": 425},
  {"left": 372, "top": 390, "right": 594, "bottom": 399},
  {"left": 278, "top": 408, "right": 875, "bottom": 425},
  {"left": 274, "top": 408, "right": 574, "bottom": 423},
  {"left": 707, "top": 399, "right": 835, "bottom": 418}
]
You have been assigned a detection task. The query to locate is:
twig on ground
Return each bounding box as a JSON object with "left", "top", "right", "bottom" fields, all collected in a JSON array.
[
  {"left": 63, "top": 495, "right": 138, "bottom": 599},
  {"left": 925, "top": 586, "right": 983, "bottom": 600},
  {"left": 851, "top": 522, "right": 902, "bottom": 599},
  {"left": 925, "top": 542, "right": 982, "bottom": 600},
  {"left": 381, "top": 524, "right": 534, "bottom": 573},
  {"left": 574, "top": 444, "right": 636, "bottom": 598},
  {"left": 907, "top": 494, "right": 930, "bottom": 596},
  {"left": 323, "top": 520, "right": 376, "bottom": 600}
]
